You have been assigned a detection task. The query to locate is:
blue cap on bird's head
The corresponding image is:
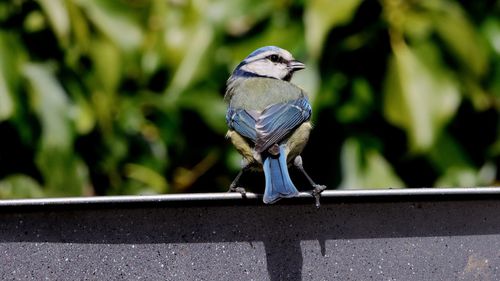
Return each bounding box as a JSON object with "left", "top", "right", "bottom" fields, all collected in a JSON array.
[
  {"left": 244, "top": 46, "right": 283, "bottom": 61},
  {"left": 231, "top": 46, "right": 305, "bottom": 81}
]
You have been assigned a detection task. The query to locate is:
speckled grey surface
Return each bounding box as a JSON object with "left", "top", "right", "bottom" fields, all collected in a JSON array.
[{"left": 1, "top": 200, "right": 500, "bottom": 280}]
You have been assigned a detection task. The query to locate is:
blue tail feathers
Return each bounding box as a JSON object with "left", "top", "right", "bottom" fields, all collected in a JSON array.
[{"left": 262, "top": 145, "right": 299, "bottom": 204}]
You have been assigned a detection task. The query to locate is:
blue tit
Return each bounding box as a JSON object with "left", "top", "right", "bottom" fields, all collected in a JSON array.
[{"left": 224, "top": 46, "right": 326, "bottom": 205}]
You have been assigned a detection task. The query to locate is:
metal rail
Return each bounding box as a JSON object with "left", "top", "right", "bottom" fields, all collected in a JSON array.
[{"left": 1, "top": 187, "right": 499, "bottom": 207}]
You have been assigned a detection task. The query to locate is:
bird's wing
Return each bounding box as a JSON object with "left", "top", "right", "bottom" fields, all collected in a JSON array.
[
  {"left": 226, "top": 107, "right": 259, "bottom": 142},
  {"left": 255, "top": 97, "right": 311, "bottom": 153}
]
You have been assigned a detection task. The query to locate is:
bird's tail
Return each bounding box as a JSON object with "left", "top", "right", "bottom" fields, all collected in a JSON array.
[{"left": 262, "top": 145, "right": 299, "bottom": 204}]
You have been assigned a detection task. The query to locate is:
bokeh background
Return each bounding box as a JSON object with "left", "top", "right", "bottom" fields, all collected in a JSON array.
[{"left": 0, "top": 0, "right": 499, "bottom": 198}]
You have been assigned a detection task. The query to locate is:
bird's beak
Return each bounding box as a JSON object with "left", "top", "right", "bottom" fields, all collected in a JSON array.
[{"left": 289, "top": 60, "right": 305, "bottom": 71}]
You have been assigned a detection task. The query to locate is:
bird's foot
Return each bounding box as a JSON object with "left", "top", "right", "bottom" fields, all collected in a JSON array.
[
  {"left": 227, "top": 186, "right": 247, "bottom": 195},
  {"left": 310, "top": 184, "right": 327, "bottom": 208}
]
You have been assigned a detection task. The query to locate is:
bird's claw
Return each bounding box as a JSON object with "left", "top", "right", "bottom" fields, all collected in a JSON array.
[
  {"left": 228, "top": 186, "right": 247, "bottom": 196},
  {"left": 310, "top": 184, "right": 327, "bottom": 208}
]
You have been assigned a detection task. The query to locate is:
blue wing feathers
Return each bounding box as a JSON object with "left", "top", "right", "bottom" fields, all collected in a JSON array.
[
  {"left": 226, "top": 107, "right": 258, "bottom": 142},
  {"left": 227, "top": 98, "right": 311, "bottom": 151},
  {"left": 255, "top": 98, "right": 311, "bottom": 153}
]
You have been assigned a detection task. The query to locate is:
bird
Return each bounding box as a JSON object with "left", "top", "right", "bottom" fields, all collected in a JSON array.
[{"left": 224, "top": 46, "right": 326, "bottom": 206}]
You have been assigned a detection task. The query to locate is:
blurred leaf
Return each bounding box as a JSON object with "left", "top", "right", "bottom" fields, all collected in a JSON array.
[
  {"left": 430, "top": 134, "right": 497, "bottom": 187},
  {"left": 139, "top": 0, "right": 167, "bottom": 75},
  {"left": 164, "top": 23, "right": 214, "bottom": 102},
  {"left": 90, "top": 37, "right": 122, "bottom": 93},
  {"left": 400, "top": 1, "right": 492, "bottom": 110},
  {"left": 116, "top": 97, "right": 168, "bottom": 167},
  {"left": 23, "top": 11, "right": 46, "bottom": 32},
  {"left": 462, "top": 78, "right": 493, "bottom": 111},
  {"left": 66, "top": 0, "right": 91, "bottom": 54},
  {"left": 124, "top": 163, "right": 168, "bottom": 194},
  {"left": 141, "top": 124, "right": 168, "bottom": 165},
  {"left": 402, "top": 8, "right": 434, "bottom": 40},
  {"left": 0, "top": 60, "right": 13, "bottom": 121},
  {"left": 38, "top": 152, "right": 90, "bottom": 196},
  {"left": 66, "top": 79, "right": 95, "bottom": 135},
  {"left": 0, "top": 32, "right": 24, "bottom": 121},
  {"left": 478, "top": 162, "right": 497, "bottom": 186},
  {"left": 482, "top": 18, "right": 500, "bottom": 102},
  {"left": 435, "top": 162, "right": 496, "bottom": 187},
  {"left": 435, "top": 166, "right": 479, "bottom": 187},
  {"left": 305, "top": 0, "right": 363, "bottom": 59},
  {"left": 491, "top": 138, "right": 500, "bottom": 157},
  {"left": 23, "top": 63, "right": 87, "bottom": 196},
  {"left": 178, "top": 89, "right": 227, "bottom": 135},
  {"left": 315, "top": 72, "right": 348, "bottom": 111},
  {"left": 36, "top": 0, "right": 70, "bottom": 47},
  {"left": 339, "top": 138, "right": 405, "bottom": 189},
  {"left": 173, "top": 150, "right": 219, "bottom": 192},
  {"left": 77, "top": 0, "right": 143, "bottom": 52},
  {"left": 0, "top": 174, "right": 44, "bottom": 199},
  {"left": 226, "top": 149, "right": 243, "bottom": 172},
  {"left": 428, "top": 132, "right": 471, "bottom": 171},
  {"left": 383, "top": 43, "right": 460, "bottom": 152},
  {"left": 73, "top": 100, "right": 96, "bottom": 135},
  {"left": 293, "top": 61, "right": 321, "bottom": 103},
  {"left": 23, "top": 63, "right": 72, "bottom": 148},
  {"left": 204, "top": 0, "right": 273, "bottom": 33},
  {"left": 430, "top": 0, "right": 489, "bottom": 78},
  {"left": 116, "top": 97, "right": 145, "bottom": 134},
  {"left": 337, "top": 78, "right": 374, "bottom": 123},
  {"left": 483, "top": 18, "right": 500, "bottom": 55},
  {"left": 0, "top": 3, "right": 9, "bottom": 21}
]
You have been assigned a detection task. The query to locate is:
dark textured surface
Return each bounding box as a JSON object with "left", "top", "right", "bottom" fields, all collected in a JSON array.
[{"left": 1, "top": 196, "right": 500, "bottom": 280}]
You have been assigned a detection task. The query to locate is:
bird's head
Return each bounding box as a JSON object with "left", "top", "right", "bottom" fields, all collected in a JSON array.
[{"left": 231, "top": 46, "right": 305, "bottom": 81}]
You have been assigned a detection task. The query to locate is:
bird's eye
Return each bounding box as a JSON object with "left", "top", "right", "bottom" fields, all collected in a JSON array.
[{"left": 268, "top": 55, "right": 280, "bottom": 63}]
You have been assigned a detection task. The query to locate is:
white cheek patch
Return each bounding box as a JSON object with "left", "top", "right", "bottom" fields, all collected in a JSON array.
[
  {"left": 241, "top": 61, "right": 288, "bottom": 79},
  {"left": 242, "top": 61, "right": 270, "bottom": 75}
]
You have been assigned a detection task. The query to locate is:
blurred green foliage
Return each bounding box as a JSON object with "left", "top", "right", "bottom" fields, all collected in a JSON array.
[{"left": 0, "top": 0, "right": 499, "bottom": 198}]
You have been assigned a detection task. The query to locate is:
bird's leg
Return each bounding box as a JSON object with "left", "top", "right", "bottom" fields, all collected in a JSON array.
[
  {"left": 228, "top": 170, "right": 247, "bottom": 194},
  {"left": 294, "top": 156, "right": 327, "bottom": 208},
  {"left": 227, "top": 161, "right": 250, "bottom": 195}
]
